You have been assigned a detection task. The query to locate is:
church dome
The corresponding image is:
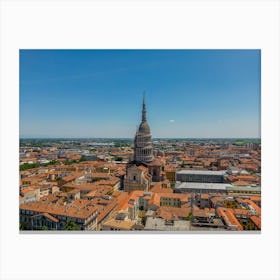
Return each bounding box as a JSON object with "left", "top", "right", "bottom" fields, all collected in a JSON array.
[{"left": 138, "top": 121, "right": 150, "bottom": 134}]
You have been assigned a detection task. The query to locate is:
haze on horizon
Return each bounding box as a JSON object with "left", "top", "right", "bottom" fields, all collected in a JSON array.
[{"left": 20, "top": 49, "right": 261, "bottom": 139}]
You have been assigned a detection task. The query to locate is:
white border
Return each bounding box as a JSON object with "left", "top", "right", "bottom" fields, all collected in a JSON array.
[{"left": 0, "top": 0, "right": 279, "bottom": 280}]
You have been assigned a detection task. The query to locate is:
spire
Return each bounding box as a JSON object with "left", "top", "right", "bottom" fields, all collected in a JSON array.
[{"left": 142, "top": 91, "right": 147, "bottom": 122}]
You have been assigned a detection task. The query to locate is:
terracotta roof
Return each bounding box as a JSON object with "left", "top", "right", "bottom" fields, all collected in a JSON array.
[
  {"left": 149, "top": 193, "right": 190, "bottom": 206},
  {"left": 102, "top": 218, "right": 134, "bottom": 230},
  {"left": 250, "top": 215, "right": 261, "bottom": 229},
  {"left": 232, "top": 209, "right": 250, "bottom": 216},
  {"left": 32, "top": 212, "right": 59, "bottom": 223},
  {"left": 201, "top": 194, "right": 209, "bottom": 199},
  {"left": 62, "top": 175, "right": 76, "bottom": 182},
  {"left": 165, "top": 166, "right": 176, "bottom": 172},
  {"left": 147, "top": 160, "right": 162, "bottom": 167},
  {"left": 118, "top": 190, "right": 144, "bottom": 211},
  {"left": 20, "top": 157, "right": 37, "bottom": 162},
  {"left": 217, "top": 207, "right": 243, "bottom": 230},
  {"left": 96, "top": 201, "right": 117, "bottom": 223},
  {"left": 243, "top": 199, "right": 261, "bottom": 216},
  {"left": 250, "top": 196, "right": 261, "bottom": 202},
  {"left": 236, "top": 175, "right": 256, "bottom": 180},
  {"left": 232, "top": 180, "right": 250, "bottom": 186},
  {"left": 92, "top": 173, "right": 111, "bottom": 179},
  {"left": 156, "top": 206, "right": 191, "bottom": 220},
  {"left": 136, "top": 165, "right": 148, "bottom": 172},
  {"left": 21, "top": 186, "right": 37, "bottom": 194},
  {"left": 150, "top": 183, "right": 173, "bottom": 194},
  {"left": 20, "top": 196, "right": 98, "bottom": 220},
  {"left": 84, "top": 190, "right": 98, "bottom": 197},
  {"left": 193, "top": 208, "right": 215, "bottom": 218},
  {"left": 68, "top": 188, "right": 80, "bottom": 194}
]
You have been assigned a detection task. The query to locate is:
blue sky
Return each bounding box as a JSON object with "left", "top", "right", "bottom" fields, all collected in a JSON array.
[{"left": 20, "top": 49, "right": 260, "bottom": 138}]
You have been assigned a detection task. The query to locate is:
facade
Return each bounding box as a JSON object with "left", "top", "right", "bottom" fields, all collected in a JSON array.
[
  {"left": 176, "top": 170, "right": 227, "bottom": 183},
  {"left": 174, "top": 182, "right": 229, "bottom": 194},
  {"left": 226, "top": 186, "right": 261, "bottom": 196},
  {"left": 146, "top": 160, "right": 162, "bottom": 182},
  {"left": 124, "top": 165, "right": 151, "bottom": 193}
]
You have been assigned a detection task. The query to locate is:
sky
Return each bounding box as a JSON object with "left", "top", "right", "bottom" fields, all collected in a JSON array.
[{"left": 20, "top": 49, "right": 261, "bottom": 138}]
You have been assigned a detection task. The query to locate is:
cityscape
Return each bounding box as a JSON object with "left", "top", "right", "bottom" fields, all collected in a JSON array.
[{"left": 19, "top": 50, "right": 261, "bottom": 231}]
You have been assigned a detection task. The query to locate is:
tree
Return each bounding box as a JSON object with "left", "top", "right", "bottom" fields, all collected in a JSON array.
[
  {"left": 43, "top": 160, "right": 58, "bottom": 166},
  {"left": 41, "top": 225, "right": 48, "bottom": 230},
  {"left": 115, "top": 156, "right": 123, "bottom": 161},
  {"left": 79, "top": 156, "right": 87, "bottom": 162},
  {"left": 20, "top": 162, "right": 39, "bottom": 171},
  {"left": 63, "top": 220, "right": 80, "bottom": 231},
  {"left": 186, "top": 213, "right": 193, "bottom": 221}
]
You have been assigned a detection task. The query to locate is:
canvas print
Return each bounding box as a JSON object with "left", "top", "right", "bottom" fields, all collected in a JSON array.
[{"left": 19, "top": 50, "right": 261, "bottom": 231}]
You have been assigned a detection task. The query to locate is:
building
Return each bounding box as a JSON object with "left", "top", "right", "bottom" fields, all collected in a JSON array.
[
  {"left": 216, "top": 207, "right": 243, "bottom": 231},
  {"left": 144, "top": 217, "right": 191, "bottom": 231},
  {"left": 174, "top": 182, "right": 230, "bottom": 194},
  {"left": 176, "top": 170, "right": 227, "bottom": 183},
  {"left": 124, "top": 95, "right": 162, "bottom": 192},
  {"left": 174, "top": 182, "right": 261, "bottom": 196},
  {"left": 124, "top": 164, "right": 151, "bottom": 193},
  {"left": 102, "top": 218, "right": 135, "bottom": 231},
  {"left": 20, "top": 195, "right": 98, "bottom": 230},
  {"left": 226, "top": 185, "right": 261, "bottom": 196}
]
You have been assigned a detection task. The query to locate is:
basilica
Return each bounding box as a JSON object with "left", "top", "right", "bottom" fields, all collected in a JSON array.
[{"left": 124, "top": 95, "right": 164, "bottom": 193}]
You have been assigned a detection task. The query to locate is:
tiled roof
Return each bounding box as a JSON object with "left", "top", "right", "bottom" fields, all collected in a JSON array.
[
  {"left": 243, "top": 199, "right": 261, "bottom": 216},
  {"left": 250, "top": 215, "right": 261, "bottom": 229},
  {"left": 32, "top": 212, "right": 59, "bottom": 223},
  {"left": 102, "top": 219, "right": 134, "bottom": 230},
  {"left": 156, "top": 206, "right": 191, "bottom": 220},
  {"left": 20, "top": 196, "right": 98, "bottom": 220},
  {"left": 217, "top": 207, "right": 243, "bottom": 230}
]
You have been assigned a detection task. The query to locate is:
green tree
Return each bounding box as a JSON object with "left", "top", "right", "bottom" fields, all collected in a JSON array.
[
  {"left": 186, "top": 213, "right": 193, "bottom": 221},
  {"left": 41, "top": 225, "right": 48, "bottom": 230},
  {"left": 20, "top": 162, "right": 39, "bottom": 171},
  {"left": 79, "top": 156, "right": 87, "bottom": 162},
  {"left": 63, "top": 220, "right": 80, "bottom": 231},
  {"left": 43, "top": 160, "right": 58, "bottom": 166}
]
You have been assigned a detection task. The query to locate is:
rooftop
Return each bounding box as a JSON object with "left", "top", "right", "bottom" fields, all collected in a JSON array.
[
  {"left": 175, "top": 182, "right": 231, "bottom": 191},
  {"left": 20, "top": 196, "right": 98, "bottom": 220},
  {"left": 102, "top": 218, "right": 135, "bottom": 230},
  {"left": 176, "top": 170, "right": 227, "bottom": 176},
  {"left": 227, "top": 186, "right": 261, "bottom": 192},
  {"left": 144, "top": 217, "right": 191, "bottom": 231}
]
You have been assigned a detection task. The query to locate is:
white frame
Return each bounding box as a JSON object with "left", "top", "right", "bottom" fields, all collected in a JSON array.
[{"left": 0, "top": 0, "right": 279, "bottom": 279}]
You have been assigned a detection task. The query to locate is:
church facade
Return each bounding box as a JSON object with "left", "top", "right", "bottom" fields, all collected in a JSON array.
[{"left": 124, "top": 95, "right": 163, "bottom": 193}]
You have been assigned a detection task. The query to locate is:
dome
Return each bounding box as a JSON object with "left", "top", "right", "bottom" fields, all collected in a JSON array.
[{"left": 138, "top": 121, "right": 150, "bottom": 134}]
